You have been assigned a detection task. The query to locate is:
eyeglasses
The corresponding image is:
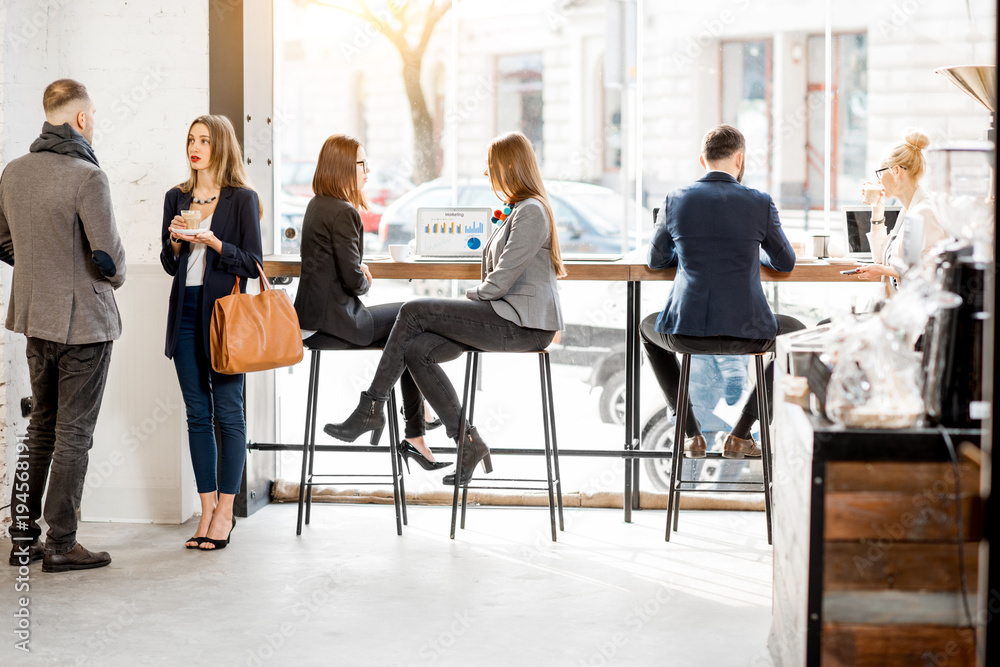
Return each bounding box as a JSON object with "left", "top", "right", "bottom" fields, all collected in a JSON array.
[
  {"left": 356, "top": 160, "right": 369, "bottom": 172},
  {"left": 875, "top": 165, "right": 905, "bottom": 179}
]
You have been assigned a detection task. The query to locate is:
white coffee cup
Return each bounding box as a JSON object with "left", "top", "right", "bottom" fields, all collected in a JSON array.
[
  {"left": 389, "top": 244, "right": 410, "bottom": 262},
  {"left": 861, "top": 182, "right": 882, "bottom": 205}
]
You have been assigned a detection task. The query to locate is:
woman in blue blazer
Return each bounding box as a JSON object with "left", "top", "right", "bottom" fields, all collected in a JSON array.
[
  {"left": 325, "top": 132, "right": 565, "bottom": 485},
  {"left": 160, "top": 115, "right": 262, "bottom": 551}
]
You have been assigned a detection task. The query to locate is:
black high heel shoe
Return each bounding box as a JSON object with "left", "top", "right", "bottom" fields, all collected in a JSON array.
[
  {"left": 398, "top": 440, "right": 451, "bottom": 472},
  {"left": 199, "top": 516, "right": 236, "bottom": 551},
  {"left": 324, "top": 392, "right": 386, "bottom": 445},
  {"left": 443, "top": 426, "right": 492, "bottom": 486}
]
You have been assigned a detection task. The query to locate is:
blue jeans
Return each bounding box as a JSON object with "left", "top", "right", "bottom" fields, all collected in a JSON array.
[
  {"left": 640, "top": 312, "right": 806, "bottom": 438},
  {"left": 173, "top": 287, "right": 246, "bottom": 494},
  {"left": 8, "top": 338, "right": 113, "bottom": 554}
]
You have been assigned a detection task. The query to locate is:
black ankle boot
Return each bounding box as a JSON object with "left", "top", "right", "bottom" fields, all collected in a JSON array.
[
  {"left": 443, "top": 426, "right": 492, "bottom": 486},
  {"left": 324, "top": 392, "right": 386, "bottom": 444}
]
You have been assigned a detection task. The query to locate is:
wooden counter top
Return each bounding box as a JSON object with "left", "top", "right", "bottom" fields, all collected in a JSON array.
[{"left": 263, "top": 255, "right": 857, "bottom": 283}]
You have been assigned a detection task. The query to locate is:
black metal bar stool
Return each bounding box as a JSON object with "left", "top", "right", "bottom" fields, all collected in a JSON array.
[
  {"left": 296, "top": 340, "right": 406, "bottom": 536},
  {"left": 664, "top": 345, "right": 774, "bottom": 544},
  {"left": 450, "top": 349, "right": 564, "bottom": 541}
]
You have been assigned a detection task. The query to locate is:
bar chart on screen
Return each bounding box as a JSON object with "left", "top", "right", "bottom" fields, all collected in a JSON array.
[{"left": 414, "top": 207, "right": 491, "bottom": 257}]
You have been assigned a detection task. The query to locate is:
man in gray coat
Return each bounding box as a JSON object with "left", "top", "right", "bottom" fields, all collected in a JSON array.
[{"left": 0, "top": 79, "right": 126, "bottom": 573}]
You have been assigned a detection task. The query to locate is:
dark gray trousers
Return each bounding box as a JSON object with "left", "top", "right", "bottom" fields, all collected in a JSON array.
[
  {"left": 8, "top": 337, "right": 113, "bottom": 554},
  {"left": 368, "top": 298, "right": 555, "bottom": 440}
]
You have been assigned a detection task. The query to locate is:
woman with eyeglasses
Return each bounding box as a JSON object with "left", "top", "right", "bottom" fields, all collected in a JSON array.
[
  {"left": 293, "top": 135, "right": 448, "bottom": 473},
  {"left": 853, "top": 129, "right": 949, "bottom": 289}
]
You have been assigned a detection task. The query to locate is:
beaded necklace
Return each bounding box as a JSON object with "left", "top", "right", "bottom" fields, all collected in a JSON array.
[{"left": 491, "top": 200, "right": 516, "bottom": 225}]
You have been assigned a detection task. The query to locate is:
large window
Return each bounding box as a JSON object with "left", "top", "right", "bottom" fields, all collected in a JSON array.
[
  {"left": 271, "top": 0, "right": 996, "bottom": 494},
  {"left": 722, "top": 39, "right": 773, "bottom": 194},
  {"left": 496, "top": 53, "right": 544, "bottom": 160},
  {"left": 806, "top": 32, "right": 868, "bottom": 211}
]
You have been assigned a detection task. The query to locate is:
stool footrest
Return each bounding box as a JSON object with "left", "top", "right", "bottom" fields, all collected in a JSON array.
[{"left": 457, "top": 485, "right": 551, "bottom": 492}]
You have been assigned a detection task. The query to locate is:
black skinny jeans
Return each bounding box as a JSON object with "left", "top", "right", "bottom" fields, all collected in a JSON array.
[
  {"left": 640, "top": 313, "right": 806, "bottom": 438},
  {"left": 367, "top": 298, "right": 556, "bottom": 440},
  {"left": 307, "top": 302, "right": 425, "bottom": 438}
]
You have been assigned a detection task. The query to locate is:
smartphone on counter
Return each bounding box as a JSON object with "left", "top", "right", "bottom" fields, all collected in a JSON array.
[{"left": 839, "top": 268, "right": 861, "bottom": 275}]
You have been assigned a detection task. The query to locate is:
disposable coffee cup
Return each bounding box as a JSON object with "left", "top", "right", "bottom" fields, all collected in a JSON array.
[
  {"left": 181, "top": 210, "right": 201, "bottom": 229},
  {"left": 861, "top": 182, "right": 882, "bottom": 205},
  {"left": 389, "top": 244, "right": 410, "bottom": 262},
  {"left": 811, "top": 235, "right": 831, "bottom": 259}
]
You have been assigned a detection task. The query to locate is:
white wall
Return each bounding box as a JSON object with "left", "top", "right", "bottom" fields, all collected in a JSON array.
[{"left": 0, "top": 0, "right": 210, "bottom": 527}]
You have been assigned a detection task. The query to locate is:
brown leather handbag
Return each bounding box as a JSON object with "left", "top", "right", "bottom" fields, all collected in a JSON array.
[{"left": 210, "top": 262, "right": 304, "bottom": 374}]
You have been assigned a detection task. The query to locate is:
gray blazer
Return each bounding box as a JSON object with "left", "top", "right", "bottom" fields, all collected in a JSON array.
[
  {"left": 0, "top": 152, "right": 126, "bottom": 344},
  {"left": 465, "top": 197, "right": 563, "bottom": 331}
]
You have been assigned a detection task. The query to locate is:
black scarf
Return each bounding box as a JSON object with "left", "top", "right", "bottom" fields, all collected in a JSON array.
[{"left": 29, "top": 122, "right": 100, "bottom": 167}]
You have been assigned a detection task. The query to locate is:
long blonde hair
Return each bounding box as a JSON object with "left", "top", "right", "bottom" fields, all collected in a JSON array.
[
  {"left": 882, "top": 128, "right": 931, "bottom": 183},
  {"left": 312, "top": 134, "right": 369, "bottom": 210},
  {"left": 177, "top": 114, "right": 262, "bottom": 217},
  {"left": 487, "top": 132, "right": 567, "bottom": 278}
]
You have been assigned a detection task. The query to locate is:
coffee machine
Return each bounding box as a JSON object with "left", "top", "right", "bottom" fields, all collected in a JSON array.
[{"left": 921, "top": 66, "right": 995, "bottom": 427}]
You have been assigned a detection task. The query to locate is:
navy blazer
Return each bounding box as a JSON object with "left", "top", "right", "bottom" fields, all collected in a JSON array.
[
  {"left": 649, "top": 171, "right": 795, "bottom": 339},
  {"left": 159, "top": 186, "right": 263, "bottom": 358}
]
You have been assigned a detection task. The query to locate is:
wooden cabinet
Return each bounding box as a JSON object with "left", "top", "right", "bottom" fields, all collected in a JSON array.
[{"left": 769, "top": 406, "right": 982, "bottom": 666}]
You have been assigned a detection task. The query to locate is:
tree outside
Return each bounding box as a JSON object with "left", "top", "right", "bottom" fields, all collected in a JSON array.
[{"left": 307, "top": 0, "right": 455, "bottom": 184}]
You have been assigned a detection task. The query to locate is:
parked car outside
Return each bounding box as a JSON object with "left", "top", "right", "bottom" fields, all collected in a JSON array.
[
  {"left": 279, "top": 159, "right": 413, "bottom": 246},
  {"left": 377, "top": 178, "right": 651, "bottom": 254}
]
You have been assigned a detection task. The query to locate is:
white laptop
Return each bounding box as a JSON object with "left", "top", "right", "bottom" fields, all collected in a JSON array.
[
  {"left": 412, "top": 207, "right": 491, "bottom": 260},
  {"left": 843, "top": 205, "right": 901, "bottom": 261}
]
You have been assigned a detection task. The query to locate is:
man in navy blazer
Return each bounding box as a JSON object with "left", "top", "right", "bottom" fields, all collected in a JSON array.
[{"left": 641, "top": 125, "right": 803, "bottom": 459}]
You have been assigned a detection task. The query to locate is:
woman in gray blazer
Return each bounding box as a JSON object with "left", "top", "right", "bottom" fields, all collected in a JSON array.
[
  {"left": 294, "top": 135, "right": 447, "bottom": 472},
  {"left": 325, "top": 132, "right": 565, "bottom": 485}
]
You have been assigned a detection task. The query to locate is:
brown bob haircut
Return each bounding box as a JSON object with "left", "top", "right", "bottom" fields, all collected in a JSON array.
[
  {"left": 701, "top": 124, "right": 746, "bottom": 162},
  {"left": 312, "top": 134, "right": 369, "bottom": 210}
]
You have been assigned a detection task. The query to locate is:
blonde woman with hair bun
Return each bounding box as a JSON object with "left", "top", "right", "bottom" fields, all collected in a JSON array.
[{"left": 853, "top": 128, "right": 950, "bottom": 289}]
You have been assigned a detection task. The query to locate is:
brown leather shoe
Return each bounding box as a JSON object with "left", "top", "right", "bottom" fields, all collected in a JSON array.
[
  {"left": 722, "top": 434, "right": 762, "bottom": 459},
  {"left": 42, "top": 543, "right": 111, "bottom": 573},
  {"left": 8, "top": 540, "right": 44, "bottom": 566},
  {"left": 683, "top": 435, "right": 707, "bottom": 459}
]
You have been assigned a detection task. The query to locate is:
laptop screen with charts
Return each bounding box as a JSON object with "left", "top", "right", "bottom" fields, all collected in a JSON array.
[
  {"left": 412, "top": 208, "right": 491, "bottom": 260},
  {"left": 843, "top": 205, "right": 901, "bottom": 260}
]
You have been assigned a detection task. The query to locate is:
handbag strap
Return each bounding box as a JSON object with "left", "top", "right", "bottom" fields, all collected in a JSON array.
[{"left": 230, "top": 261, "right": 270, "bottom": 295}]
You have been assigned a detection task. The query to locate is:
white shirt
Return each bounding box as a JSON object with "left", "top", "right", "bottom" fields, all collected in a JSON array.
[
  {"left": 185, "top": 213, "right": 214, "bottom": 287},
  {"left": 881, "top": 187, "right": 950, "bottom": 290}
]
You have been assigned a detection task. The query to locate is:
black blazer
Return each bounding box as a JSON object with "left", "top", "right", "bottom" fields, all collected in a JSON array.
[
  {"left": 159, "top": 186, "right": 263, "bottom": 358},
  {"left": 293, "top": 196, "right": 373, "bottom": 345}
]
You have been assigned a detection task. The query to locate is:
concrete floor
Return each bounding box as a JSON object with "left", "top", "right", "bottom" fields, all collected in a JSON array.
[{"left": 1, "top": 504, "right": 775, "bottom": 666}]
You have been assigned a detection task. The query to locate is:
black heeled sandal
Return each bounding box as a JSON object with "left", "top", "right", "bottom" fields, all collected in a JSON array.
[
  {"left": 199, "top": 517, "right": 236, "bottom": 551},
  {"left": 398, "top": 440, "right": 451, "bottom": 472},
  {"left": 184, "top": 537, "right": 207, "bottom": 549}
]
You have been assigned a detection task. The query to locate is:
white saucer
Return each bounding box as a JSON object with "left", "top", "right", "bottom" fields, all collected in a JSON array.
[
  {"left": 825, "top": 257, "right": 857, "bottom": 265},
  {"left": 173, "top": 228, "right": 202, "bottom": 236}
]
